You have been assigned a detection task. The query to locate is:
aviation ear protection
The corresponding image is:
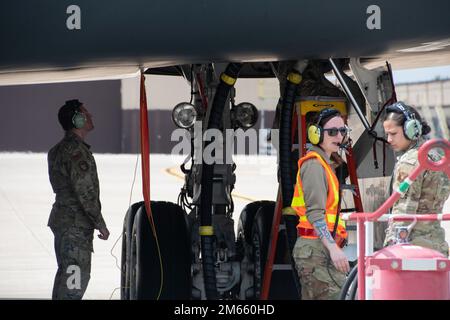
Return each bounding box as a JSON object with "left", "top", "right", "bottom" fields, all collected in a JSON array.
[
  {"left": 386, "top": 102, "right": 422, "bottom": 140},
  {"left": 66, "top": 99, "right": 86, "bottom": 129},
  {"left": 72, "top": 110, "right": 87, "bottom": 129},
  {"left": 307, "top": 108, "right": 340, "bottom": 145}
]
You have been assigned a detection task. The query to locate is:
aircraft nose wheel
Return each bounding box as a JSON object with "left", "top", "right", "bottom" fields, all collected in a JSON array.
[
  {"left": 238, "top": 201, "right": 301, "bottom": 299},
  {"left": 237, "top": 201, "right": 276, "bottom": 299},
  {"left": 121, "top": 201, "right": 143, "bottom": 300},
  {"left": 122, "top": 201, "right": 191, "bottom": 300}
]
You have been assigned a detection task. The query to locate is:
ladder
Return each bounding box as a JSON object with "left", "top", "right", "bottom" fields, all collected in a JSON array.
[{"left": 261, "top": 96, "right": 364, "bottom": 299}]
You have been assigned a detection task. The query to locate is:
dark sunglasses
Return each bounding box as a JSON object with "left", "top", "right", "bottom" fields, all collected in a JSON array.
[{"left": 323, "top": 126, "right": 350, "bottom": 136}]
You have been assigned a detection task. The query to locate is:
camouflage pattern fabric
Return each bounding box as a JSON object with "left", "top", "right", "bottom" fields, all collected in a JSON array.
[
  {"left": 48, "top": 131, "right": 107, "bottom": 299},
  {"left": 293, "top": 237, "right": 346, "bottom": 300},
  {"left": 384, "top": 138, "right": 450, "bottom": 256},
  {"left": 48, "top": 131, "right": 106, "bottom": 230},
  {"left": 51, "top": 226, "right": 93, "bottom": 300}
]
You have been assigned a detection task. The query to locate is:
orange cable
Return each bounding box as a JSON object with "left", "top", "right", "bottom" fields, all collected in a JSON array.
[{"left": 140, "top": 72, "right": 155, "bottom": 234}]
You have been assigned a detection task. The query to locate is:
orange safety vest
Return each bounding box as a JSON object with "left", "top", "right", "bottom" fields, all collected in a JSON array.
[{"left": 291, "top": 151, "right": 347, "bottom": 245}]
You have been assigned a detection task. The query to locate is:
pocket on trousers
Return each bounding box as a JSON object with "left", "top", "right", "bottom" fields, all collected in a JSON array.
[
  {"left": 65, "top": 227, "right": 94, "bottom": 252},
  {"left": 293, "top": 243, "right": 313, "bottom": 260}
]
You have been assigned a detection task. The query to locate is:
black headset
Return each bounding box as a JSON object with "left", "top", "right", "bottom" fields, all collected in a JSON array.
[
  {"left": 66, "top": 99, "right": 86, "bottom": 129},
  {"left": 385, "top": 102, "right": 422, "bottom": 141},
  {"left": 307, "top": 108, "right": 341, "bottom": 145}
]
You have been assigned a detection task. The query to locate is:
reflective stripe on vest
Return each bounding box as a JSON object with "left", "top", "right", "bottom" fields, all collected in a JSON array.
[{"left": 290, "top": 151, "right": 347, "bottom": 239}]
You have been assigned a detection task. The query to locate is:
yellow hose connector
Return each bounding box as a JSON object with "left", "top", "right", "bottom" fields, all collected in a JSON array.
[
  {"left": 287, "top": 72, "right": 302, "bottom": 85},
  {"left": 282, "top": 207, "right": 298, "bottom": 216},
  {"left": 199, "top": 225, "right": 214, "bottom": 236},
  {"left": 221, "top": 73, "right": 237, "bottom": 86}
]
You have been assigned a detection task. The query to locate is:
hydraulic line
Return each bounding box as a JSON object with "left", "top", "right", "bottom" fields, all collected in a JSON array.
[
  {"left": 329, "top": 57, "right": 390, "bottom": 176},
  {"left": 329, "top": 58, "right": 371, "bottom": 130},
  {"left": 279, "top": 70, "right": 302, "bottom": 252},
  {"left": 329, "top": 58, "right": 389, "bottom": 144},
  {"left": 349, "top": 275, "right": 358, "bottom": 300},
  {"left": 199, "top": 63, "right": 242, "bottom": 300},
  {"left": 196, "top": 72, "right": 208, "bottom": 110},
  {"left": 339, "top": 264, "right": 358, "bottom": 300}
]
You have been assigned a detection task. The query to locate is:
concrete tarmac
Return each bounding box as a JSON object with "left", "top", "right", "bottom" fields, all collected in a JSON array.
[{"left": 0, "top": 153, "right": 448, "bottom": 299}]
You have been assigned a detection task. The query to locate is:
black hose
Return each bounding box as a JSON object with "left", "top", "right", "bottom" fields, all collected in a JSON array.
[
  {"left": 199, "top": 63, "right": 242, "bottom": 300},
  {"left": 339, "top": 264, "right": 358, "bottom": 300},
  {"left": 279, "top": 71, "right": 301, "bottom": 251},
  {"left": 349, "top": 274, "right": 358, "bottom": 300}
]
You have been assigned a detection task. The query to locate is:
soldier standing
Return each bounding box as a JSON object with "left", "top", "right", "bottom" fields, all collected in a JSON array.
[
  {"left": 383, "top": 102, "right": 449, "bottom": 256},
  {"left": 291, "top": 108, "right": 350, "bottom": 300},
  {"left": 48, "top": 99, "right": 110, "bottom": 299}
]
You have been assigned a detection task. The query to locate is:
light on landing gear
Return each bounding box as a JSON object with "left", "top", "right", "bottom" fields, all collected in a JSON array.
[
  {"left": 172, "top": 102, "right": 197, "bottom": 129},
  {"left": 231, "top": 102, "right": 258, "bottom": 129}
]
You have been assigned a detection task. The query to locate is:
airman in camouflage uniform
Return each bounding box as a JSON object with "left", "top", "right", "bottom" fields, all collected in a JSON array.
[
  {"left": 383, "top": 102, "right": 449, "bottom": 257},
  {"left": 48, "top": 100, "right": 109, "bottom": 299},
  {"left": 292, "top": 111, "right": 350, "bottom": 300},
  {"left": 384, "top": 137, "right": 450, "bottom": 256}
]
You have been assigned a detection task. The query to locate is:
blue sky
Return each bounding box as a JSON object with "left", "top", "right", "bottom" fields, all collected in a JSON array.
[{"left": 393, "top": 64, "right": 450, "bottom": 84}]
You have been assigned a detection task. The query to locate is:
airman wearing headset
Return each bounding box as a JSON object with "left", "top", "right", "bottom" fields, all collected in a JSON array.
[
  {"left": 48, "top": 99, "right": 110, "bottom": 299},
  {"left": 291, "top": 108, "right": 351, "bottom": 300},
  {"left": 383, "top": 101, "right": 449, "bottom": 256}
]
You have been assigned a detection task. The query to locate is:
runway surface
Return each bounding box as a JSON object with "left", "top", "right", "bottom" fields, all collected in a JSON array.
[{"left": 0, "top": 153, "right": 448, "bottom": 299}]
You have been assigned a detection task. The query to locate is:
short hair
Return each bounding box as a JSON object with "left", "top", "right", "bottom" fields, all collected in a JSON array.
[{"left": 58, "top": 99, "right": 83, "bottom": 131}]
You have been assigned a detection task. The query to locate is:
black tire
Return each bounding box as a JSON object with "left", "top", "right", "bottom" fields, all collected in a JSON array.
[
  {"left": 121, "top": 201, "right": 144, "bottom": 300},
  {"left": 251, "top": 203, "right": 300, "bottom": 300},
  {"left": 250, "top": 203, "right": 276, "bottom": 299},
  {"left": 129, "top": 201, "right": 191, "bottom": 300},
  {"left": 129, "top": 222, "right": 138, "bottom": 300},
  {"left": 237, "top": 201, "right": 275, "bottom": 247}
]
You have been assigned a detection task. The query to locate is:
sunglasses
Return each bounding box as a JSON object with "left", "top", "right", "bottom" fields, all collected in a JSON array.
[{"left": 323, "top": 126, "right": 350, "bottom": 136}]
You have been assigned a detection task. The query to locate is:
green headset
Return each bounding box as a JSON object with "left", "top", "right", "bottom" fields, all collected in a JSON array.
[
  {"left": 307, "top": 108, "right": 341, "bottom": 145},
  {"left": 66, "top": 99, "right": 87, "bottom": 129},
  {"left": 385, "top": 102, "right": 422, "bottom": 141}
]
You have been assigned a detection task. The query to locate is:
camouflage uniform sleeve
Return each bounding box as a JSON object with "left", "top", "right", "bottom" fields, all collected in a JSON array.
[
  {"left": 391, "top": 155, "right": 424, "bottom": 215},
  {"left": 67, "top": 150, "right": 107, "bottom": 230},
  {"left": 300, "top": 159, "right": 328, "bottom": 225}
]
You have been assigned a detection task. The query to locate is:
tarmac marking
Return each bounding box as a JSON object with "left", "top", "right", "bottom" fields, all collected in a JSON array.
[{"left": 0, "top": 186, "right": 53, "bottom": 257}]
